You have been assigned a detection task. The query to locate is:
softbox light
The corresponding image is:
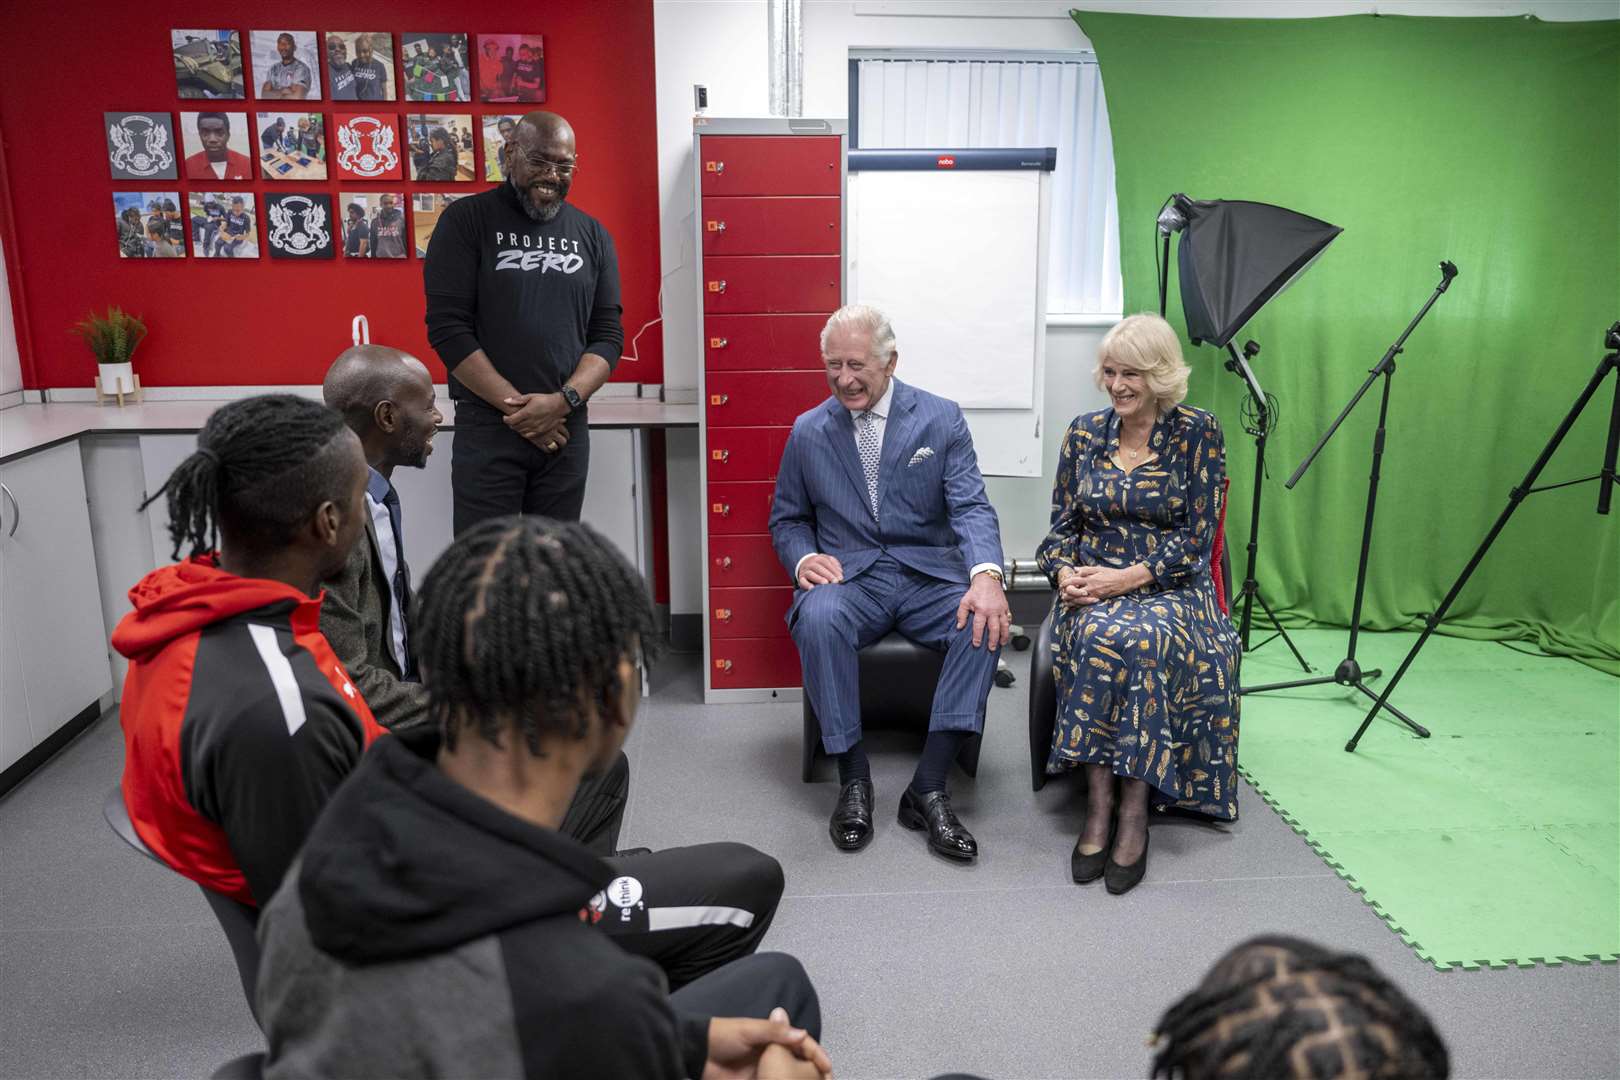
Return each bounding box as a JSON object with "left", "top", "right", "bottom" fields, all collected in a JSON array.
[{"left": 1168, "top": 196, "right": 1342, "bottom": 347}]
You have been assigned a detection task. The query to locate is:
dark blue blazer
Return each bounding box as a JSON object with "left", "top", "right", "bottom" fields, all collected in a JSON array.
[{"left": 769, "top": 378, "right": 1004, "bottom": 588}]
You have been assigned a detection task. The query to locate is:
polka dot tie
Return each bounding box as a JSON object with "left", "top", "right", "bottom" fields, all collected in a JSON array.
[{"left": 857, "top": 410, "right": 881, "bottom": 520}]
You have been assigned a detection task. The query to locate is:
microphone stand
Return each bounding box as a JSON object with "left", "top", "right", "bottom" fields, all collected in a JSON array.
[
  {"left": 1345, "top": 321, "right": 1620, "bottom": 751},
  {"left": 1240, "top": 261, "right": 1459, "bottom": 742}
]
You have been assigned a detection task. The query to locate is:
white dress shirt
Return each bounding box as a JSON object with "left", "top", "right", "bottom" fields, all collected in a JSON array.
[{"left": 794, "top": 379, "right": 1001, "bottom": 584}]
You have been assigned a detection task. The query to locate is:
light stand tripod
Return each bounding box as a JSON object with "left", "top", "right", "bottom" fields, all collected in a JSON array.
[
  {"left": 1240, "top": 260, "right": 1460, "bottom": 741},
  {"left": 1223, "top": 338, "right": 1312, "bottom": 672},
  {"left": 1345, "top": 320, "right": 1620, "bottom": 751}
]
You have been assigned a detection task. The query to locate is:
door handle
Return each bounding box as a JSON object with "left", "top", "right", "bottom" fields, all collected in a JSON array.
[{"left": 1, "top": 482, "right": 16, "bottom": 538}]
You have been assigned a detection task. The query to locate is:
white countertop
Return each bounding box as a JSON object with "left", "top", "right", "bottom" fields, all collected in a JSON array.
[{"left": 0, "top": 398, "right": 697, "bottom": 463}]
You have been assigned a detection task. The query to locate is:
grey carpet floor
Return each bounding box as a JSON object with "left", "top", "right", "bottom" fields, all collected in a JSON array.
[{"left": 1, "top": 653, "right": 1615, "bottom": 1080}]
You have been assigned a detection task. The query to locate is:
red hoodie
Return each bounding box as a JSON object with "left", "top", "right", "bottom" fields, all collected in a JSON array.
[{"left": 115, "top": 556, "right": 385, "bottom": 907}]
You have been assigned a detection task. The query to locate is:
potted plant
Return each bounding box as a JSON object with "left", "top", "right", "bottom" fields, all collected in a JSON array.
[{"left": 72, "top": 306, "right": 146, "bottom": 403}]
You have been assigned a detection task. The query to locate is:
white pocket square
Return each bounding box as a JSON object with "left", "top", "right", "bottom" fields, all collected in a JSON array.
[{"left": 907, "top": 447, "right": 935, "bottom": 467}]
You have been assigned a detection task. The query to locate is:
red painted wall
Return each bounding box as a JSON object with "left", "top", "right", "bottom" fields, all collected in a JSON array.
[{"left": 0, "top": 2, "right": 661, "bottom": 388}]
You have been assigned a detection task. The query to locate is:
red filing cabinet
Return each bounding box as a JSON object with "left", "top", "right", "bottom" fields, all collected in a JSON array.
[{"left": 695, "top": 118, "right": 846, "bottom": 702}]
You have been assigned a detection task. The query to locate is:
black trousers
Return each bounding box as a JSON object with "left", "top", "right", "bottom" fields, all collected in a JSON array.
[
  {"left": 451, "top": 406, "right": 590, "bottom": 536},
  {"left": 562, "top": 752, "right": 787, "bottom": 992},
  {"left": 669, "top": 952, "right": 822, "bottom": 1040}
]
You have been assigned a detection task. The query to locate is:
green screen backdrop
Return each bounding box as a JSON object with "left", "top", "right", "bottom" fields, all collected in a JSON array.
[{"left": 1074, "top": 11, "right": 1620, "bottom": 673}]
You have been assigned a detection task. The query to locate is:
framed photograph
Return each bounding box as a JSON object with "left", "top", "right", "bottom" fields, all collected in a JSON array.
[
  {"left": 326, "top": 31, "right": 396, "bottom": 101},
  {"left": 401, "top": 33, "right": 470, "bottom": 102},
  {"left": 112, "top": 193, "right": 185, "bottom": 259},
  {"left": 265, "top": 193, "right": 335, "bottom": 259},
  {"left": 332, "top": 113, "right": 403, "bottom": 181},
  {"left": 188, "top": 192, "right": 258, "bottom": 259},
  {"left": 179, "top": 111, "right": 253, "bottom": 181},
  {"left": 339, "top": 192, "right": 408, "bottom": 259},
  {"left": 252, "top": 30, "right": 322, "bottom": 100},
  {"left": 106, "top": 113, "right": 178, "bottom": 181},
  {"left": 172, "top": 29, "right": 244, "bottom": 99},
  {"left": 482, "top": 114, "right": 518, "bottom": 181},
  {"left": 476, "top": 35, "right": 545, "bottom": 103},
  {"left": 412, "top": 193, "right": 466, "bottom": 257},
  {"left": 405, "top": 114, "right": 475, "bottom": 182},
  {"left": 257, "top": 113, "right": 327, "bottom": 181}
]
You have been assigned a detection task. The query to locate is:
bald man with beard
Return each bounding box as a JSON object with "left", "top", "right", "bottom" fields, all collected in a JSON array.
[{"left": 422, "top": 111, "right": 623, "bottom": 535}]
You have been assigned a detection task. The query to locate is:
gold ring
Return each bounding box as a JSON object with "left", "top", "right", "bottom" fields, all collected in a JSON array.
[{"left": 547, "top": 442, "right": 558, "bottom": 451}]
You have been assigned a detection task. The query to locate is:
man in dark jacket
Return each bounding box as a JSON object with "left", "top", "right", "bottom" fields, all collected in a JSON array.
[
  {"left": 319, "top": 345, "right": 789, "bottom": 989},
  {"left": 259, "top": 518, "right": 831, "bottom": 1079}
]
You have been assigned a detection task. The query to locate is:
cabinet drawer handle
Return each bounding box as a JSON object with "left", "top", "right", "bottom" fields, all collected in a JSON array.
[
  {"left": 709, "top": 394, "right": 729, "bottom": 406},
  {"left": 712, "top": 503, "right": 731, "bottom": 517},
  {"left": 715, "top": 608, "right": 732, "bottom": 622},
  {"left": 711, "top": 449, "right": 730, "bottom": 463},
  {"left": 706, "top": 220, "right": 727, "bottom": 233},
  {"left": 707, "top": 279, "right": 727, "bottom": 293},
  {"left": 1, "top": 482, "right": 16, "bottom": 538},
  {"left": 714, "top": 556, "right": 732, "bottom": 569},
  {"left": 714, "top": 658, "right": 734, "bottom": 673},
  {"left": 706, "top": 160, "right": 725, "bottom": 174},
  {"left": 709, "top": 337, "right": 728, "bottom": 349}
]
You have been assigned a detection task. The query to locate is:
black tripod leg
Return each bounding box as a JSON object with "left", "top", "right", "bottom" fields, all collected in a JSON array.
[
  {"left": 1345, "top": 350, "right": 1620, "bottom": 752},
  {"left": 1251, "top": 588, "right": 1312, "bottom": 672},
  {"left": 1351, "top": 680, "right": 1428, "bottom": 737}
]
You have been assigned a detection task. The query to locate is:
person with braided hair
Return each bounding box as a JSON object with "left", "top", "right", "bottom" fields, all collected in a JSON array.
[
  {"left": 318, "top": 346, "right": 788, "bottom": 995},
  {"left": 1150, "top": 935, "right": 1449, "bottom": 1079},
  {"left": 115, "top": 394, "right": 384, "bottom": 909},
  {"left": 257, "top": 517, "right": 831, "bottom": 1080}
]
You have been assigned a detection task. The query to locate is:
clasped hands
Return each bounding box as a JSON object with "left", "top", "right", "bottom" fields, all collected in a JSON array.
[
  {"left": 502, "top": 392, "right": 570, "bottom": 453},
  {"left": 704, "top": 1007, "right": 832, "bottom": 1079},
  {"left": 797, "top": 555, "right": 1010, "bottom": 650},
  {"left": 1057, "top": 564, "right": 1149, "bottom": 609}
]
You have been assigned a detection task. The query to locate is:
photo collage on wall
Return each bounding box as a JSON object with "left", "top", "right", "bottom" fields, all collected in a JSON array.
[{"left": 109, "top": 29, "right": 547, "bottom": 261}]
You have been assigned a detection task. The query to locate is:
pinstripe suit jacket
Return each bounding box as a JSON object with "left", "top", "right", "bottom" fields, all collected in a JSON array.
[{"left": 769, "top": 378, "right": 1003, "bottom": 589}]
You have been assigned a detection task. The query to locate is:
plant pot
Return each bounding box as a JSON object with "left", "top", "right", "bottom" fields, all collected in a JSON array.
[{"left": 98, "top": 362, "right": 136, "bottom": 395}]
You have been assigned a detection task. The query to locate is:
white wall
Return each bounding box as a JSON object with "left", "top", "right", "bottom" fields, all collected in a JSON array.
[
  {"left": 0, "top": 238, "right": 22, "bottom": 398},
  {"left": 652, "top": 0, "right": 1607, "bottom": 610}
]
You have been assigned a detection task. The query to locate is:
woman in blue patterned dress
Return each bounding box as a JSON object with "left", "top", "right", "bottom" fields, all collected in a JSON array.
[{"left": 1036, "top": 313, "right": 1239, "bottom": 895}]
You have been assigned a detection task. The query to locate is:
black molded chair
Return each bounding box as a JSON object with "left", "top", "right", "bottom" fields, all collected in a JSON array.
[
  {"left": 1028, "top": 543, "right": 1233, "bottom": 791},
  {"left": 102, "top": 787, "right": 263, "bottom": 1025},
  {"left": 802, "top": 630, "right": 983, "bottom": 782},
  {"left": 210, "top": 1053, "right": 266, "bottom": 1080}
]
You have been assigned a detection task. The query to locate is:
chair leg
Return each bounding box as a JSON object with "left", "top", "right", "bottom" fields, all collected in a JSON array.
[{"left": 801, "top": 703, "right": 819, "bottom": 783}]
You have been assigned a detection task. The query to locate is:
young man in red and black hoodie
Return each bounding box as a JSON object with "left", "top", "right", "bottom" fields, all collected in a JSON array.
[{"left": 116, "top": 395, "right": 384, "bottom": 908}]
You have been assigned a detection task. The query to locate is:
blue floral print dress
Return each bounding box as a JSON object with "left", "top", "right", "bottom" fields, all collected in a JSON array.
[{"left": 1035, "top": 405, "right": 1239, "bottom": 820}]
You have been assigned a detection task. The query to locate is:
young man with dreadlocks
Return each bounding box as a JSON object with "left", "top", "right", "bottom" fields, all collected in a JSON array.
[
  {"left": 115, "top": 395, "right": 384, "bottom": 909},
  {"left": 319, "top": 346, "right": 788, "bottom": 991},
  {"left": 1149, "top": 935, "right": 1449, "bottom": 1079},
  {"left": 258, "top": 518, "right": 831, "bottom": 1079}
]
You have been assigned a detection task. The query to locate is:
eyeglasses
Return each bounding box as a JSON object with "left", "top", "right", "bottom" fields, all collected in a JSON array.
[{"left": 518, "top": 154, "right": 577, "bottom": 177}]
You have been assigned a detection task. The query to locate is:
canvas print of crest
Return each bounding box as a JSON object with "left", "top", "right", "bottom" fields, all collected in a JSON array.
[
  {"left": 106, "top": 113, "right": 178, "bottom": 181},
  {"left": 112, "top": 193, "right": 185, "bottom": 259},
  {"left": 482, "top": 114, "right": 518, "bottom": 181},
  {"left": 257, "top": 113, "right": 326, "bottom": 181},
  {"left": 412, "top": 193, "right": 465, "bottom": 257},
  {"left": 476, "top": 35, "right": 545, "bottom": 103},
  {"left": 406, "top": 114, "right": 475, "bottom": 182},
  {"left": 332, "top": 113, "right": 403, "bottom": 181},
  {"left": 266, "top": 193, "right": 335, "bottom": 259},
  {"left": 327, "top": 31, "right": 396, "bottom": 101},
  {"left": 253, "top": 30, "right": 323, "bottom": 101},
  {"left": 189, "top": 192, "right": 258, "bottom": 259},
  {"left": 339, "top": 192, "right": 408, "bottom": 259},
  {"left": 401, "top": 33, "right": 470, "bottom": 102},
  {"left": 173, "top": 29, "right": 244, "bottom": 99}
]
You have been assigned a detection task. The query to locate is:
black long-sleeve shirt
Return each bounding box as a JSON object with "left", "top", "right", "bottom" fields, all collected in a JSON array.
[{"left": 423, "top": 182, "right": 623, "bottom": 411}]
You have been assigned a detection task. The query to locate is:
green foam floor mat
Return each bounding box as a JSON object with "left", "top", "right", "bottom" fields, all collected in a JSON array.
[{"left": 1236, "top": 630, "right": 1619, "bottom": 971}]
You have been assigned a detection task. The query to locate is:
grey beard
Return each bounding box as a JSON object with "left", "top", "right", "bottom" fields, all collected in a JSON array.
[{"left": 510, "top": 175, "right": 563, "bottom": 223}]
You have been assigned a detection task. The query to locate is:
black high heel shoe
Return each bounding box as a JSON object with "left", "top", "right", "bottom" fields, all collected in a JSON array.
[
  {"left": 1071, "top": 819, "right": 1114, "bottom": 884},
  {"left": 1104, "top": 826, "right": 1149, "bottom": 895}
]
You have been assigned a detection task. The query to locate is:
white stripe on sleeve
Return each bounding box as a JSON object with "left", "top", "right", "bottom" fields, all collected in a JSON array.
[{"left": 248, "top": 623, "right": 309, "bottom": 736}]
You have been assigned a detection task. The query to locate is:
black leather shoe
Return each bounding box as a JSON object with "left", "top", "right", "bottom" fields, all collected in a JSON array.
[
  {"left": 1071, "top": 820, "right": 1114, "bottom": 884},
  {"left": 829, "top": 779, "right": 874, "bottom": 851},
  {"left": 1104, "top": 827, "right": 1149, "bottom": 894},
  {"left": 898, "top": 788, "right": 978, "bottom": 861}
]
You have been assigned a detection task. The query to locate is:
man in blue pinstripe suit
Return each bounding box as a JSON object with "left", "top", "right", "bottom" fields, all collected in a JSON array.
[{"left": 769, "top": 304, "right": 1009, "bottom": 861}]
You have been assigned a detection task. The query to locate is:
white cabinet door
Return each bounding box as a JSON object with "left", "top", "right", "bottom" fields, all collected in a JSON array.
[
  {"left": 0, "top": 541, "right": 32, "bottom": 771},
  {"left": 0, "top": 441, "right": 113, "bottom": 743},
  {"left": 138, "top": 434, "right": 199, "bottom": 565}
]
